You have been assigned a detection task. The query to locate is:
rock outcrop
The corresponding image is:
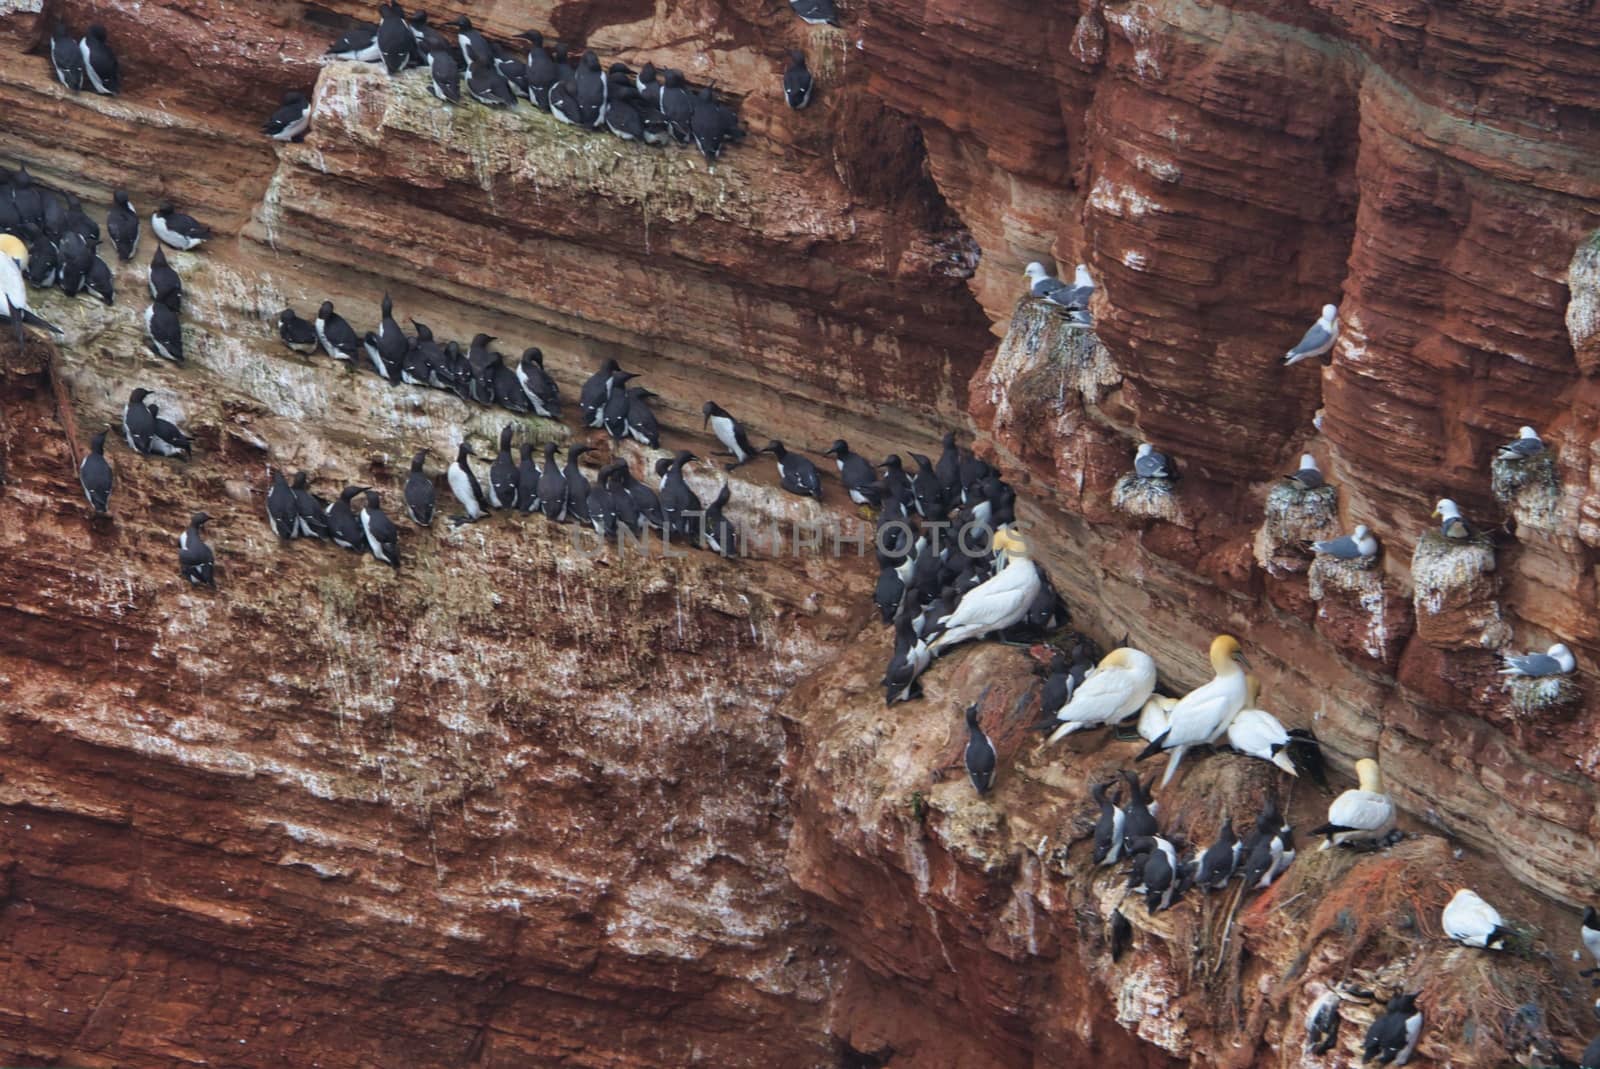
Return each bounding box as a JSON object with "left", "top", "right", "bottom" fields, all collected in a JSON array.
[{"left": 3, "top": 0, "right": 1600, "bottom": 1065}]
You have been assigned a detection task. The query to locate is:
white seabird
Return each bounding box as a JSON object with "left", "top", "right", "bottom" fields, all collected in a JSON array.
[
  {"left": 1442, "top": 888, "right": 1510, "bottom": 950},
  {"left": 1500, "top": 642, "right": 1575, "bottom": 678},
  {"left": 1043, "top": 647, "right": 1157, "bottom": 743},
  {"left": 1311, "top": 757, "right": 1395, "bottom": 849},
  {"left": 1284, "top": 304, "right": 1339, "bottom": 366},
  {"left": 925, "top": 526, "right": 1042, "bottom": 654},
  {"left": 1433, "top": 498, "right": 1471, "bottom": 540},
  {"left": 1138, "top": 634, "right": 1251, "bottom": 787},
  {"left": 1134, "top": 442, "right": 1174, "bottom": 479},
  {"left": 1496, "top": 425, "right": 1546, "bottom": 461},
  {"left": 1312, "top": 525, "right": 1378, "bottom": 560},
  {"left": 1227, "top": 679, "right": 1297, "bottom": 776},
  {"left": 1285, "top": 453, "right": 1324, "bottom": 490}
]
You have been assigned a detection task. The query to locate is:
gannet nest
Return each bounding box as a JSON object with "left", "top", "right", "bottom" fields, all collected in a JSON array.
[
  {"left": 1506, "top": 673, "right": 1582, "bottom": 719},
  {"left": 1490, "top": 452, "right": 1558, "bottom": 530},
  {"left": 1256, "top": 483, "right": 1339, "bottom": 574},
  {"left": 1113, "top": 473, "right": 1182, "bottom": 524}
]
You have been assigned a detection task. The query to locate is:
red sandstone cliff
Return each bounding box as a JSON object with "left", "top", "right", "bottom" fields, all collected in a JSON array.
[{"left": 2, "top": 0, "right": 1600, "bottom": 1065}]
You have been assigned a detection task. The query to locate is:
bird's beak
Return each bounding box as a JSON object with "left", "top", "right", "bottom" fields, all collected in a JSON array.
[
  {"left": 1234, "top": 652, "right": 1252, "bottom": 669},
  {"left": 1431, "top": 508, "right": 1441, "bottom": 518}
]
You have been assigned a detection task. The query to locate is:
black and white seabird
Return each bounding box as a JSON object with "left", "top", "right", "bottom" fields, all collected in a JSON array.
[
  {"left": 121, "top": 389, "right": 190, "bottom": 459},
  {"left": 1362, "top": 993, "right": 1422, "bottom": 1067},
  {"left": 315, "top": 300, "right": 361, "bottom": 364},
  {"left": 278, "top": 308, "right": 319, "bottom": 353},
  {"left": 513, "top": 347, "right": 561, "bottom": 418},
  {"left": 623, "top": 387, "right": 661, "bottom": 447},
  {"left": 516, "top": 442, "right": 541, "bottom": 512},
  {"left": 515, "top": 30, "right": 560, "bottom": 110},
  {"left": 1580, "top": 907, "right": 1600, "bottom": 980},
  {"left": 963, "top": 700, "right": 997, "bottom": 794},
  {"left": 689, "top": 86, "right": 743, "bottom": 163},
  {"left": 824, "top": 439, "right": 882, "bottom": 507},
  {"left": 360, "top": 491, "right": 401, "bottom": 570},
  {"left": 1119, "top": 770, "right": 1159, "bottom": 855},
  {"left": 79, "top": 25, "right": 120, "bottom": 95},
  {"left": 79, "top": 430, "right": 113, "bottom": 514},
  {"left": 1304, "top": 990, "right": 1342, "bottom": 1056},
  {"left": 179, "top": 512, "right": 215, "bottom": 586},
  {"left": 1283, "top": 304, "right": 1340, "bottom": 367},
  {"left": 151, "top": 205, "right": 211, "bottom": 251},
  {"left": 51, "top": 23, "right": 85, "bottom": 91},
  {"left": 149, "top": 247, "right": 182, "bottom": 308},
  {"left": 291, "top": 472, "right": 332, "bottom": 539},
  {"left": 537, "top": 442, "right": 568, "bottom": 522},
  {"left": 377, "top": 2, "right": 415, "bottom": 74},
  {"left": 579, "top": 358, "right": 622, "bottom": 426},
  {"left": 660, "top": 451, "right": 703, "bottom": 542},
  {"left": 467, "top": 57, "right": 517, "bottom": 107},
  {"left": 86, "top": 256, "right": 114, "bottom": 304},
  {"left": 935, "top": 431, "right": 961, "bottom": 499},
  {"left": 1497, "top": 425, "right": 1546, "bottom": 461},
  {"left": 326, "top": 485, "right": 371, "bottom": 552},
  {"left": 425, "top": 48, "right": 462, "bottom": 102},
  {"left": 364, "top": 293, "right": 406, "bottom": 382},
  {"left": 789, "top": 0, "right": 840, "bottom": 25},
  {"left": 448, "top": 442, "right": 490, "bottom": 523},
  {"left": 1240, "top": 825, "right": 1295, "bottom": 891},
  {"left": 263, "top": 91, "right": 312, "bottom": 141},
  {"left": 488, "top": 425, "right": 518, "bottom": 510},
  {"left": 1108, "top": 909, "right": 1132, "bottom": 963},
  {"left": 618, "top": 464, "right": 664, "bottom": 531},
  {"left": 907, "top": 453, "right": 945, "bottom": 518},
  {"left": 266, "top": 468, "right": 299, "bottom": 539},
  {"left": 1194, "top": 821, "right": 1241, "bottom": 890},
  {"left": 572, "top": 51, "right": 607, "bottom": 128},
  {"left": 699, "top": 401, "right": 757, "bottom": 469},
  {"left": 106, "top": 190, "right": 139, "bottom": 260},
  {"left": 658, "top": 71, "right": 694, "bottom": 142},
  {"left": 782, "top": 50, "right": 814, "bottom": 109},
  {"left": 549, "top": 76, "right": 583, "bottom": 125},
  {"left": 564, "top": 445, "right": 595, "bottom": 526},
  {"left": 763, "top": 440, "right": 822, "bottom": 500},
  {"left": 603, "top": 93, "right": 646, "bottom": 141},
  {"left": 1090, "top": 780, "right": 1125, "bottom": 867},
  {"left": 702, "top": 482, "right": 738, "bottom": 556},
  {"left": 403, "top": 450, "right": 435, "bottom": 526},
  {"left": 1133, "top": 442, "right": 1174, "bottom": 479},
  {"left": 408, "top": 11, "right": 451, "bottom": 57},
  {"left": 145, "top": 299, "right": 183, "bottom": 363},
  {"left": 452, "top": 15, "right": 495, "bottom": 66},
  {"left": 326, "top": 24, "right": 381, "bottom": 62},
  {"left": 57, "top": 231, "right": 93, "bottom": 297}
]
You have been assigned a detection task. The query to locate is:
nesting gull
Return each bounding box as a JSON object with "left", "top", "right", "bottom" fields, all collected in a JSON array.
[{"left": 1283, "top": 304, "right": 1339, "bottom": 366}]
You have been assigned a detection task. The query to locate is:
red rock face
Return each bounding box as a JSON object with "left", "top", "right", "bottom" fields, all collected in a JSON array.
[{"left": 4, "top": 0, "right": 1600, "bottom": 1065}]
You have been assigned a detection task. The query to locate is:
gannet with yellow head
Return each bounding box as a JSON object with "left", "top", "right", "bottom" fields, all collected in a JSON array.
[
  {"left": 1309, "top": 757, "right": 1395, "bottom": 850},
  {"left": 1043, "top": 645, "right": 1157, "bottom": 744},
  {"left": 0, "top": 233, "right": 62, "bottom": 350},
  {"left": 1137, "top": 634, "right": 1251, "bottom": 787},
  {"left": 925, "top": 525, "right": 1043, "bottom": 654}
]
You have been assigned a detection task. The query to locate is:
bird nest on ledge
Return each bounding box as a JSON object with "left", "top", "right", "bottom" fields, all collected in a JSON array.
[
  {"left": 1257, "top": 483, "right": 1339, "bottom": 574},
  {"left": 1506, "top": 673, "right": 1583, "bottom": 719},
  {"left": 1411, "top": 529, "right": 1496, "bottom": 595},
  {"left": 1490, "top": 452, "right": 1558, "bottom": 528},
  {"left": 1112, "top": 473, "right": 1182, "bottom": 524}
]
